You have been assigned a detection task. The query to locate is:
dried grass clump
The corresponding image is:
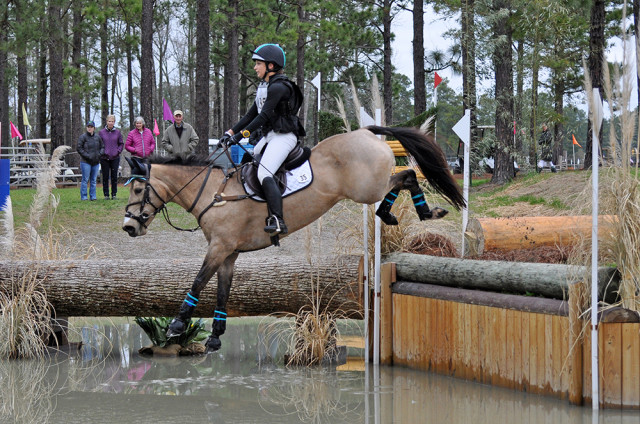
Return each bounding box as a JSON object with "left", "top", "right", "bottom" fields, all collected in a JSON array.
[
  {"left": 0, "top": 359, "right": 56, "bottom": 423},
  {"left": 405, "top": 232, "right": 458, "bottom": 257},
  {"left": 0, "top": 268, "right": 55, "bottom": 359}
]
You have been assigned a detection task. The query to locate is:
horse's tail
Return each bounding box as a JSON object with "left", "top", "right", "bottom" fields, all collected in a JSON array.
[{"left": 366, "top": 125, "right": 466, "bottom": 210}]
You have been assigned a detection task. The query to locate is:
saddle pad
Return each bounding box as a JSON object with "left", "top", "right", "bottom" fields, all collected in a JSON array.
[{"left": 243, "top": 160, "right": 313, "bottom": 201}]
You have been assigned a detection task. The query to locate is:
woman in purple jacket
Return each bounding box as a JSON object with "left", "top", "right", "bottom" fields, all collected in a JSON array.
[
  {"left": 125, "top": 116, "right": 155, "bottom": 158},
  {"left": 98, "top": 115, "right": 124, "bottom": 199}
]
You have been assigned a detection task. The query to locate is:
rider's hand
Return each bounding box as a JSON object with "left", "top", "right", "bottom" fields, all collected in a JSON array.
[
  {"left": 218, "top": 132, "right": 232, "bottom": 148},
  {"left": 227, "top": 133, "right": 243, "bottom": 146}
]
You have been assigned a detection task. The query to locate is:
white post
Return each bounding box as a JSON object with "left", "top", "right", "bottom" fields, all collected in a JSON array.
[
  {"left": 591, "top": 88, "right": 603, "bottom": 410},
  {"left": 363, "top": 204, "right": 369, "bottom": 365},
  {"left": 452, "top": 110, "right": 471, "bottom": 256},
  {"left": 373, "top": 108, "right": 382, "bottom": 365}
]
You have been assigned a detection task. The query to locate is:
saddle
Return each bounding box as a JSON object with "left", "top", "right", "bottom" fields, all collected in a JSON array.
[{"left": 241, "top": 144, "right": 311, "bottom": 197}]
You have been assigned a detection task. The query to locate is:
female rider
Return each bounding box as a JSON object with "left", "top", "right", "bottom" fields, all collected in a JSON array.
[{"left": 219, "top": 43, "right": 304, "bottom": 236}]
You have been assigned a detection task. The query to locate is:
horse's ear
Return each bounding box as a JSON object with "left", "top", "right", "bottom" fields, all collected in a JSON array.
[{"left": 126, "top": 156, "right": 151, "bottom": 178}]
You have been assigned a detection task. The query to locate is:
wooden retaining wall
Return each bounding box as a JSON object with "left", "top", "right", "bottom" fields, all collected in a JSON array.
[{"left": 380, "top": 263, "right": 640, "bottom": 409}]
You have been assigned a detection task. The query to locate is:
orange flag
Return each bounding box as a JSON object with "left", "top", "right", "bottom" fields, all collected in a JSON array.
[{"left": 572, "top": 134, "right": 581, "bottom": 148}]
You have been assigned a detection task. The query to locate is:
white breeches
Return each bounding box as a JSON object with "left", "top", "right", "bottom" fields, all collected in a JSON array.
[{"left": 254, "top": 131, "right": 298, "bottom": 183}]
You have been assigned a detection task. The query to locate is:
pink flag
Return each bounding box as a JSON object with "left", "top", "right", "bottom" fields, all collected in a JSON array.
[
  {"left": 163, "top": 98, "right": 174, "bottom": 122},
  {"left": 434, "top": 72, "right": 442, "bottom": 89},
  {"left": 10, "top": 121, "right": 22, "bottom": 140},
  {"left": 153, "top": 119, "right": 160, "bottom": 136}
]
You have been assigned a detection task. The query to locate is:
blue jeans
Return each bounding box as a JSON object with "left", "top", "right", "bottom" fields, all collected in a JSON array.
[{"left": 80, "top": 162, "right": 100, "bottom": 200}]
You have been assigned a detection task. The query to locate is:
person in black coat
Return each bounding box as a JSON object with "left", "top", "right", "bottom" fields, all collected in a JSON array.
[{"left": 77, "top": 121, "right": 105, "bottom": 200}]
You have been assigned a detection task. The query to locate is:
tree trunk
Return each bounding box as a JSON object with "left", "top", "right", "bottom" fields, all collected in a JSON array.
[
  {"left": 382, "top": 0, "right": 393, "bottom": 125},
  {"left": 412, "top": 0, "right": 425, "bottom": 116},
  {"left": 514, "top": 38, "right": 524, "bottom": 155},
  {"left": 48, "top": 1, "right": 65, "bottom": 150},
  {"left": 491, "top": 0, "right": 514, "bottom": 184},
  {"left": 127, "top": 22, "right": 135, "bottom": 129},
  {"left": 0, "top": 5, "right": 8, "bottom": 148},
  {"left": 38, "top": 34, "right": 47, "bottom": 139},
  {"left": 195, "top": 0, "right": 210, "bottom": 154},
  {"left": 464, "top": 215, "right": 617, "bottom": 255},
  {"left": 529, "top": 33, "right": 540, "bottom": 166},
  {"left": 0, "top": 256, "right": 363, "bottom": 317},
  {"left": 585, "top": 0, "right": 605, "bottom": 170},
  {"left": 16, "top": 0, "right": 28, "bottom": 140},
  {"left": 553, "top": 76, "right": 564, "bottom": 164},
  {"left": 140, "top": 0, "right": 154, "bottom": 126},
  {"left": 223, "top": 0, "right": 239, "bottom": 130},
  {"left": 71, "top": 5, "right": 83, "bottom": 159},
  {"left": 296, "top": 0, "right": 306, "bottom": 127},
  {"left": 385, "top": 252, "right": 619, "bottom": 301},
  {"left": 100, "top": 15, "right": 109, "bottom": 126}
]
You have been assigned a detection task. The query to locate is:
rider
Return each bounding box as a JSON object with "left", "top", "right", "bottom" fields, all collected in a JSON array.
[{"left": 219, "top": 43, "right": 304, "bottom": 236}]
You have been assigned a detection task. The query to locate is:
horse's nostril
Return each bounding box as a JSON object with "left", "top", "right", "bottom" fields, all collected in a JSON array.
[{"left": 123, "top": 225, "right": 137, "bottom": 237}]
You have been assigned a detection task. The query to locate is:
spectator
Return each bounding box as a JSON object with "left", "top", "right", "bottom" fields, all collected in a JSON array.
[
  {"left": 77, "top": 121, "right": 104, "bottom": 201},
  {"left": 161, "top": 110, "right": 199, "bottom": 158},
  {"left": 125, "top": 116, "right": 155, "bottom": 158},
  {"left": 98, "top": 115, "right": 124, "bottom": 199},
  {"left": 537, "top": 124, "right": 556, "bottom": 173}
]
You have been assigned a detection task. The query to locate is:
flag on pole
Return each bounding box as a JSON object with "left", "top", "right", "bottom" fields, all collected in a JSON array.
[
  {"left": 434, "top": 72, "right": 442, "bottom": 89},
  {"left": 22, "top": 103, "right": 30, "bottom": 128},
  {"left": 153, "top": 119, "right": 160, "bottom": 136},
  {"left": 10, "top": 121, "right": 22, "bottom": 140},
  {"left": 572, "top": 134, "right": 582, "bottom": 148},
  {"left": 163, "top": 98, "right": 174, "bottom": 122}
]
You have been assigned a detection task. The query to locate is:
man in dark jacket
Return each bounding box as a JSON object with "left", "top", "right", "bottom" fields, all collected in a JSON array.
[
  {"left": 77, "top": 121, "right": 105, "bottom": 201},
  {"left": 537, "top": 124, "right": 556, "bottom": 172},
  {"left": 98, "top": 115, "right": 124, "bottom": 199}
]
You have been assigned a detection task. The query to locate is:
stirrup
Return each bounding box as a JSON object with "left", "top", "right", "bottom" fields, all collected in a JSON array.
[{"left": 264, "top": 215, "right": 288, "bottom": 235}]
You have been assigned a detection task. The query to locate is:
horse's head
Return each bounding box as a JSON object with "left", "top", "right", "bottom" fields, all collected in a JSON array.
[{"left": 122, "top": 157, "right": 164, "bottom": 237}]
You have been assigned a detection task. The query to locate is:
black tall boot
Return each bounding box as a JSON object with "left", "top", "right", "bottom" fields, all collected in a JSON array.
[
  {"left": 409, "top": 188, "right": 433, "bottom": 220},
  {"left": 167, "top": 291, "right": 198, "bottom": 337},
  {"left": 375, "top": 189, "right": 400, "bottom": 225},
  {"left": 262, "top": 176, "right": 288, "bottom": 235}
]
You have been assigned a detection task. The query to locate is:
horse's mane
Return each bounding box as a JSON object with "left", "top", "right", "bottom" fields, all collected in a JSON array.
[{"left": 147, "top": 154, "right": 223, "bottom": 168}]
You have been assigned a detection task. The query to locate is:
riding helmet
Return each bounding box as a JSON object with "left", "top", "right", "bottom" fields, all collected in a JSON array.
[{"left": 252, "top": 44, "right": 286, "bottom": 70}]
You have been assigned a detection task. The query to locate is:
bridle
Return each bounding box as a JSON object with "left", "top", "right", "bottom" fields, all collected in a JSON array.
[{"left": 124, "top": 176, "right": 169, "bottom": 229}]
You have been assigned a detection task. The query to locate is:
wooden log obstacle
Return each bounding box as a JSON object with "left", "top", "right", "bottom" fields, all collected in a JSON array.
[
  {"left": 378, "top": 252, "right": 640, "bottom": 409},
  {"left": 0, "top": 255, "right": 364, "bottom": 318},
  {"left": 464, "top": 215, "right": 617, "bottom": 256}
]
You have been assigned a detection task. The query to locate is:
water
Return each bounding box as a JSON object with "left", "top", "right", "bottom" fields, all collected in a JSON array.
[{"left": 0, "top": 318, "right": 638, "bottom": 424}]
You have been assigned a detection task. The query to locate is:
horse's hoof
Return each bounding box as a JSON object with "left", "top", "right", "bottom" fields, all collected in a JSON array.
[
  {"left": 166, "top": 318, "right": 187, "bottom": 337},
  {"left": 431, "top": 207, "right": 448, "bottom": 219},
  {"left": 205, "top": 336, "right": 222, "bottom": 353}
]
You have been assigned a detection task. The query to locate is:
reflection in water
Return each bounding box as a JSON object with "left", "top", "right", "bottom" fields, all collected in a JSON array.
[{"left": 1, "top": 319, "right": 639, "bottom": 423}]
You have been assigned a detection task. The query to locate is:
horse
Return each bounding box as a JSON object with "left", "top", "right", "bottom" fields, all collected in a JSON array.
[{"left": 123, "top": 125, "right": 465, "bottom": 352}]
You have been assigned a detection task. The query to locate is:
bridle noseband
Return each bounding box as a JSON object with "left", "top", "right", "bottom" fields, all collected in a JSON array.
[{"left": 124, "top": 176, "right": 166, "bottom": 229}]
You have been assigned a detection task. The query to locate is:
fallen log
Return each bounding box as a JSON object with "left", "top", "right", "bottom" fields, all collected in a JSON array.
[
  {"left": 464, "top": 215, "right": 617, "bottom": 256},
  {"left": 385, "top": 252, "right": 619, "bottom": 301},
  {"left": 0, "top": 255, "right": 363, "bottom": 318}
]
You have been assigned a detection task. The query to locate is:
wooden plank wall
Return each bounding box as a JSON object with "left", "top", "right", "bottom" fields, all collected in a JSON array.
[{"left": 391, "top": 293, "right": 640, "bottom": 408}]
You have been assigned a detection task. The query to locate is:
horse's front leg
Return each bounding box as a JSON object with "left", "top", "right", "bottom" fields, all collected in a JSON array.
[
  {"left": 166, "top": 254, "right": 221, "bottom": 338},
  {"left": 205, "top": 252, "right": 239, "bottom": 353}
]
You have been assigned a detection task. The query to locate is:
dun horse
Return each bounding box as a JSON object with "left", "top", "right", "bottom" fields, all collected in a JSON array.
[{"left": 123, "top": 126, "right": 465, "bottom": 352}]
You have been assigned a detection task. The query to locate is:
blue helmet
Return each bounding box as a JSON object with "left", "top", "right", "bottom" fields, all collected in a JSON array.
[{"left": 252, "top": 44, "right": 286, "bottom": 70}]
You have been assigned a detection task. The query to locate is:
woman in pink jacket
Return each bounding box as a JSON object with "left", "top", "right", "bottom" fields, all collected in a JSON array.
[{"left": 125, "top": 116, "right": 156, "bottom": 158}]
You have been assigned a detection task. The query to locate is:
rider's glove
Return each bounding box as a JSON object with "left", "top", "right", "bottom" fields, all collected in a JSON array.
[
  {"left": 217, "top": 132, "right": 232, "bottom": 148},
  {"left": 227, "top": 133, "right": 243, "bottom": 146}
]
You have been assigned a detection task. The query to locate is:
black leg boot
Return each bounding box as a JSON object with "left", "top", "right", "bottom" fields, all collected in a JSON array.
[
  {"left": 262, "top": 176, "right": 288, "bottom": 235},
  {"left": 410, "top": 188, "right": 433, "bottom": 220},
  {"left": 205, "top": 309, "right": 227, "bottom": 353},
  {"left": 167, "top": 292, "right": 199, "bottom": 337},
  {"left": 375, "top": 189, "right": 400, "bottom": 225}
]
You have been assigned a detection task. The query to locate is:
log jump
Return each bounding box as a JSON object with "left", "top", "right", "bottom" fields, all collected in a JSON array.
[
  {"left": 0, "top": 255, "right": 363, "bottom": 318},
  {"left": 384, "top": 252, "right": 619, "bottom": 301},
  {"left": 464, "top": 215, "right": 616, "bottom": 256}
]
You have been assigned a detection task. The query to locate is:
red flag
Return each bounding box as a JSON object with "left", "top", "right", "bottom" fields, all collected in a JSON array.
[
  {"left": 10, "top": 121, "right": 22, "bottom": 140},
  {"left": 153, "top": 119, "right": 160, "bottom": 136},
  {"left": 572, "top": 134, "right": 582, "bottom": 148},
  {"left": 434, "top": 72, "right": 442, "bottom": 89},
  {"left": 513, "top": 121, "right": 516, "bottom": 134}
]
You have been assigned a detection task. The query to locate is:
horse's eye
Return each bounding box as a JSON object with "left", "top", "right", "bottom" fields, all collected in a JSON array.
[
  {"left": 134, "top": 188, "right": 143, "bottom": 195},
  {"left": 141, "top": 213, "right": 150, "bottom": 219}
]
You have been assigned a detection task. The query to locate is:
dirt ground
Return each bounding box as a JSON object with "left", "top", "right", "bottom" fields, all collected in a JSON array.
[{"left": 79, "top": 171, "right": 592, "bottom": 264}]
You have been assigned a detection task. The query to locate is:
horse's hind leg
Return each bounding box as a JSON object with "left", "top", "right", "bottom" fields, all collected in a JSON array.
[
  {"left": 205, "top": 252, "right": 239, "bottom": 353},
  {"left": 376, "top": 169, "right": 448, "bottom": 225}
]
